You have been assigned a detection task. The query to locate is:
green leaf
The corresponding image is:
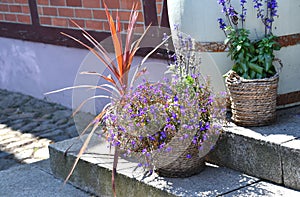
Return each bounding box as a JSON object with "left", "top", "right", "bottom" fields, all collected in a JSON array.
[
  {"left": 250, "top": 70, "right": 256, "bottom": 79},
  {"left": 249, "top": 63, "right": 263, "bottom": 74},
  {"left": 241, "top": 63, "right": 248, "bottom": 72},
  {"left": 224, "top": 38, "right": 230, "bottom": 45}
]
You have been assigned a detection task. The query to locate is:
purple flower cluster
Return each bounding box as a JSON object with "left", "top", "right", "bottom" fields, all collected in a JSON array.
[
  {"left": 218, "top": 0, "right": 279, "bottom": 35},
  {"left": 103, "top": 72, "right": 225, "bottom": 170}
]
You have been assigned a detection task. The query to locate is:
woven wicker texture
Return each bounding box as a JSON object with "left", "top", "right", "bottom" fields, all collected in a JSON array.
[
  {"left": 226, "top": 71, "right": 279, "bottom": 126},
  {"left": 153, "top": 142, "right": 205, "bottom": 178}
]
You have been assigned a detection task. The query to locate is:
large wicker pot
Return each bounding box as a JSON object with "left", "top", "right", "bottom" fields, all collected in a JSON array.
[
  {"left": 225, "top": 71, "right": 279, "bottom": 126},
  {"left": 128, "top": 133, "right": 206, "bottom": 178},
  {"left": 153, "top": 142, "right": 205, "bottom": 178}
]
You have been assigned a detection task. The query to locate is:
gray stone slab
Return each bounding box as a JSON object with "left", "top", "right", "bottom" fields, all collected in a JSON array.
[
  {"left": 0, "top": 164, "right": 90, "bottom": 197},
  {"left": 281, "top": 138, "right": 300, "bottom": 190},
  {"left": 249, "top": 105, "right": 300, "bottom": 138},
  {"left": 49, "top": 136, "right": 259, "bottom": 197},
  {"left": 0, "top": 158, "right": 21, "bottom": 171},
  {"left": 206, "top": 124, "right": 283, "bottom": 184},
  {"left": 224, "top": 181, "right": 300, "bottom": 196}
]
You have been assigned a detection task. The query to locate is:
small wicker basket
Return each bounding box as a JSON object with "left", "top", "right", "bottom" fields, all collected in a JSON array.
[{"left": 225, "top": 71, "right": 279, "bottom": 126}]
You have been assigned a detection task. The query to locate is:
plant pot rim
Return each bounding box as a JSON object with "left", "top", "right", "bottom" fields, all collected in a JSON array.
[{"left": 225, "top": 70, "right": 279, "bottom": 84}]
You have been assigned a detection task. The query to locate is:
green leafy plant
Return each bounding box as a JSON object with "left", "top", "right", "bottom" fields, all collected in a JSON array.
[{"left": 218, "top": 0, "right": 281, "bottom": 79}]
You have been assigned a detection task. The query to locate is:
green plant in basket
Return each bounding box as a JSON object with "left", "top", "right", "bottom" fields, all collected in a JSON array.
[{"left": 218, "top": 0, "right": 281, "bottom": 79}]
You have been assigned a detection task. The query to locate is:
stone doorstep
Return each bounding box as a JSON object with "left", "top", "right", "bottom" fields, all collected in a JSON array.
[
  {"left": 48, "top": 136, "right": 300, "bottom": 197},
  {"left": 206, "top": 123, "right": 300, "bottom": 191}
]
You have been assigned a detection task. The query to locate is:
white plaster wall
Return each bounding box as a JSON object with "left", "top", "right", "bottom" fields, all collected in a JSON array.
[
  {"left": 0, "top": 37, "right": 169, "bottom": 111},
  {"left": 0, "top": 37, "right": 88, "bottom": 108},
  {"left": 167, "top": 0, "right": 300, "bottom": 95}
]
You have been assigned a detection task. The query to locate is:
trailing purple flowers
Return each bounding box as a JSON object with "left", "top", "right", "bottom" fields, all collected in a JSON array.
[{"left": 103, "top": 30, "right": 226, "bottom": 170}]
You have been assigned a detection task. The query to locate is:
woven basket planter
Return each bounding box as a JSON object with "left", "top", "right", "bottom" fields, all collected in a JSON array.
[
  {"left": 126, "top": 135, "right": 206, "bottom": 178},
  {"left": 225, "top": 71, "right": 279, "bottom": 126},
  {"left": 153, "top": 142, "right": 205, "bottom": 178}
]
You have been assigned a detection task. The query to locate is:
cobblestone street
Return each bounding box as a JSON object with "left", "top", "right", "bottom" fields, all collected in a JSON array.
[{"left": 0, "top": 89, "right": 92, "bottom": 171}]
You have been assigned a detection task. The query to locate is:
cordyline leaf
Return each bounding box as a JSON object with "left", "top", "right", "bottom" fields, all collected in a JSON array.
[
  {"left": 68, "top": 20, "right": 119, "bottom": 76},
  {"left": 70, "top": 19, "right": 116, "bottom": 68},
  {"left": 61, "top": 32, "right": 121, "bottom": 82},
  {"left": 63, "top": 110, "right": 106, "bottom": 186},
  {"left": 104, "top": 4, "right": 124, "bottom": 83},
  {"left": 130, "top": 35, "right": 171, "bottom": 87},
  {"left": 72, "top": 95, "right": 114, "bottom": 117},
  {"left": 126, "top": 24, "right": 152, "bottom": 73},
  {"left": 81, "top": 33, "right": 119, "bottom": 75},
  {"left": 44, "top": 85, "right": 111, "bottom": 95},
  {"left": 123, "top": 4, "right": 139, "bottom": 71},
  {"left": 116, "top": 10, "right": 122, "bottom": 52}
]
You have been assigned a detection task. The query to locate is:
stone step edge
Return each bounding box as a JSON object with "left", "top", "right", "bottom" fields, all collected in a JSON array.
[
  {"left": 48, "top": 137, "right": 173, "bottom": 197},
  {"left": 49, "top": 136, "right": 271, "bottom": 197},
  {"left": 206, "top": 124, "right": 300, "bottom": 191}
]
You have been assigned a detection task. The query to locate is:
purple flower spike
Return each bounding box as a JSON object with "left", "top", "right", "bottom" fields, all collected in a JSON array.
[{"left": 217, "top": 18, "right": 227, "bottom": 30}]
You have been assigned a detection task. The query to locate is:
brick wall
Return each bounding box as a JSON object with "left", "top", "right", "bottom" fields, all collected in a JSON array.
[
  {"left": 0, "top": 0, "right": 165, "bottom": 31},
  {"left": 0, "top": 0, "right": 169, "bottom": 49},
  {"left": 36, "top": 0, "right": 148, "bottom": 31},
  {"left": 0, "top": 0, "right": 31, "bottom": 24}
]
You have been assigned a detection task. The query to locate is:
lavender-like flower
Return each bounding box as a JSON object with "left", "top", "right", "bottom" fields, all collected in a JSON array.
[{"left": 217, "top": 18, "right": 227, "bottom": 30}]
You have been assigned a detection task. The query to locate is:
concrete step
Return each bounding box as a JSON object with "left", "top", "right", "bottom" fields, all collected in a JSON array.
[
  {"left": 0, "top": 160, "right": 92, "bottom": 197},
  {"left": 49, "top": 135, "right": 300, "bottom": 196},
  {"left": 207, "top": 106, "right": 300, "bottom": 190}
]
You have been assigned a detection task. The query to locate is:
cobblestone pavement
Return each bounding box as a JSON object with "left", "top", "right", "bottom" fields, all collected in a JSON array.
[{"left": 0, "top": 89, "right": 93, "bottom": 171}]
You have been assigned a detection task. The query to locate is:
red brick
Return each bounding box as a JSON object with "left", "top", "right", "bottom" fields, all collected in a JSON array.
[
  {"left": 1, "top": 0, "right": 14, "bottom": 3},
  {"left": 43, "top": 7, "right": 57, "bottom": 16},
  {"left": 120, "top": 0, "right": 141, "bottom": 10},
  {"left": 50, "top": 0, "right": 66, "bottom": 6},
  {"left": 21, "top": 6, "right": 30, "bottom": 14},
  {"left": 75, "top": 9, "right": 92, "bottom": 18},
  {"left": 103, "top": 22, "right": 110, "bottom": 31},
  {"left": 37, "top": 0, "right": 49, "bottom": 5},
  {"left": 82, "top": 0, "right": 100, "bottom": 8},
  {"left": 102, "top": 0, "right": 120, "bottom": 9},
  {"left": 136, "top": 11, "right": 144, "bottom": 22},
  {"left": 0, "top": 4, "right": 9, "bottom": 12},
  {"left": 40, "top": 16, "right": 52, "bottom": 25},
  {"left": 113, "top": 11, "right": 130, "bottom": 21},
  {"left": 9, "top": 5, "right": 22, "bottom": 13},
  {"left": 86, "top": 20, "right": 102, "bottom": 30},
  {"left": 4, "top": 14, "right": 17, "bottom": 22},
  {"left": 156, "top": 3, "right": 162, "bottom": 15},
  {"left": 17, "top": 14, "right": 31, "bottom": 24},
  {"left": 14, "top": 0, "right": 28, "bottom": 4},
  {"left": 66, "top": 0, "right": 82, "bottom": 7},
  {"left": 0, "top": 14, "right": 4, "bottom": 21},
  {"left": 111, "top": 10, "right": 143, "bottom": 22},
  {"left": 93, "top": 10, "right": 106, "bottom": 19},
  {"left": 52, "top": 17, "right": 68, "bottom": 26},
  {"left": 58, "top": 8, "right": 74, "bottom": 17},
  {"left": 68, "top": 19, "right": 85, "bottom": 28}
]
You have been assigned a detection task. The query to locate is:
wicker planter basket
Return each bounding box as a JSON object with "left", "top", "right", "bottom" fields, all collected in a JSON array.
[
  {"left": 153, "top": 142, "right": 205, "bottom": 178},
  {"left": 225, "top": 71, "right": 279, "bottom": 126}
]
